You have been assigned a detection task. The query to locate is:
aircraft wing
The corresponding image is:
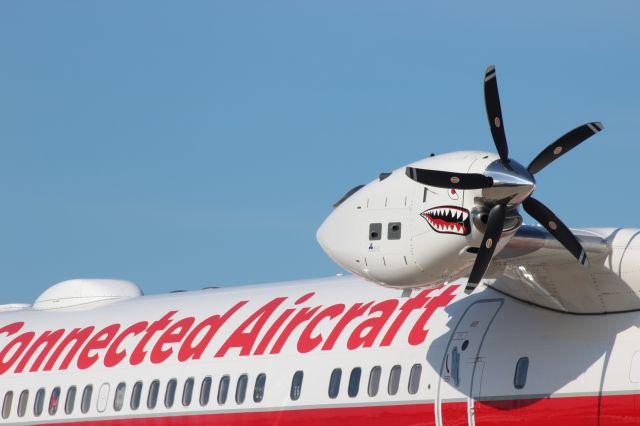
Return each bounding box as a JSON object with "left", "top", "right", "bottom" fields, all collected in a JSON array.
[{"left": 487, "top": 226, "right": 640, "bottom": 314}]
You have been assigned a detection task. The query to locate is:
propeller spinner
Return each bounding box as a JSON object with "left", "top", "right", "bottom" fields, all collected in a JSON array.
[{"left": 406, "top": 65, "right": 603, "bottom": 293}]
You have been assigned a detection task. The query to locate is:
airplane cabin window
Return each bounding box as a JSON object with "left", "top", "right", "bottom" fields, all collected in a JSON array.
[
  {"left": 368, "top": 366, "right": 382, "bottom": 397},
  {"left": 451, "top": 346, "right": 460, "bottom": 387},
  {"left": 2, "top": 391, "right": 12, "bottom": 419},
  {"left": 17, "top": 390, "right": 28, "bottom": 417},
  {"left": 388, "top": 222, "right": 402, "bottom": 240},
  {"left": 114, "top": 382, "right": 126, "bottom": 412},
  {"left": 49, "top": 386, "right": 61, "bottom": 415},
  {"left": 236, "top": 375, "right": 248, "bottom": 404},
  {"left": 348, "top": 367, "right": 362, "bottom": 397},
  {"left": 291, "top": 371, "right": 303, "bottom": 401},
  {"left": 34, "top": 388, "right": 45, "bottom": 417},
  {"left": 254, "top": 373, "right": 266, "bottom": 403},
  {"left": 218, "top": 376, "right": 230, "bottom": 405},
  {"left": 131, "top": 381, "right": 143, "bottom": 410},
  {"left": 165, "top": 379, "right": 177, "bottom": 408},
  {"left": 514, "top": 357, "right": 530, "bottom": 389},
  {"left": 183, "top": 377, "right": 195, "bottom": 407},
  {"left": 388, "top": 365, "right": 401, "bottom": 395},
  {"left": 328, "top": 368, "right": 342, "bottom": 399},
  {"left": 200, "top": 377, "right": 212, "bottom": 406},
  {"left": 81, "top": 385, "right": 92, "bottom": 414},
  {"left": 147, "top": 380, "right": 160, "bottom": 409},
  {"left": 369, "top": 223, "right": 382, "bottom": 240},
  {"left": 65, "top": 386, "right": 76, "bottom": 415},
  {"left": 408, "top": 364, "right": 422, "bottom": 395}
]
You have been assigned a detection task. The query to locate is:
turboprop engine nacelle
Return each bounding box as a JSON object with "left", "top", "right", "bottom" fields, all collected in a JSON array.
[
  {"left": 318, "top": 66, "right": 604, "bottom": 291},
  {"left": 317, "top": 151, "right": 524, "bottom": 289}
]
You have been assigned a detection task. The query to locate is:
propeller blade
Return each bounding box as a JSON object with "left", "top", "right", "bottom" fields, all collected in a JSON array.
[
  {"left": 522, "top": 197, "right": 588, "bottom": 266},
  {"left": 465, "top": 203, "right": 507, "bottom": 293},
  {"left": 405, "top": 167, "right": 493, "bottom": 189},
  {"left": 484, "top": 65, "right": 509, "bottom": 163},
  {"left": 527, "top": 122, "right": 603, "bottom": 175}
]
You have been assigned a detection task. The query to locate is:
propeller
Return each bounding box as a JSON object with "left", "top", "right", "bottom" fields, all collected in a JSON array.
[
  {"left": 527, "top": 122, "right": 603, "bottom": 174},
  {"left": 405, "top": 65, "right": 604, "bottom": 293},
  {"left": 484, "top": 65, "right": 509, "bottom": 163},
  {"left": 405, "top": 167, "right": 493, "bottom": 190},
  {"left": 467, "top": 204, "right": 506, "bottom": 285}
]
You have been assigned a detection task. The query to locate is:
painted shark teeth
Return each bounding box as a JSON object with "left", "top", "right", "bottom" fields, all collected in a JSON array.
[{"left": 420, "top": 205, "right": 471, "bottom": 236}]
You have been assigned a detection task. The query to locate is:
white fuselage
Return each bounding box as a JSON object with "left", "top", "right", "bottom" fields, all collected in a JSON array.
[{"left": 0, "top": 275, "right": 637, "bottom": 425}]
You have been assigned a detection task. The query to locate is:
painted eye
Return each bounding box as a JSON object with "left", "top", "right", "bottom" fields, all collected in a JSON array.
[{"left": 448, "top": 188, "right": 459, "bottom": 200}]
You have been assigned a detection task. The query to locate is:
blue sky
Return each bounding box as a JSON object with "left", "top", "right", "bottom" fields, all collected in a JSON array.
[{"left": 0, "top": 1, "right": 638, "bottom": 303}]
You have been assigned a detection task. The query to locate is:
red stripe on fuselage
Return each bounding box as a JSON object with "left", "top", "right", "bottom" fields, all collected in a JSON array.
[
  {"left": 39, "top": 394, "right": 640, "bottom": 426},
  {"left": 46, "top": 403, "right": 436, "bottom": 426},
  {"left": 441, "top": 401, "right": 467, "bottom": 425}
]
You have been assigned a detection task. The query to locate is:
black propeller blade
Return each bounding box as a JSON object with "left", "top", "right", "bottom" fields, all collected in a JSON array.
[
  {"left": 522, "top": 197, "right": 588, "bottom": 266},
  {"left": 465, "top": 203, "right": 507, "bottom": 293},
  {"left": 405, "top": 167, "right": 494, "bottom": 190},
  {"left": 527, "top": 122, "right": 604, "bottom": 175},
  {"left": 484, "top": 65, "right": 509, "bottom": 163}
]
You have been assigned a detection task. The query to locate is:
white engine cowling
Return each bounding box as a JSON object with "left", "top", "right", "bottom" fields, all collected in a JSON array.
[{"left": 317, "top": 151, "right": 518, "bottom": 288}]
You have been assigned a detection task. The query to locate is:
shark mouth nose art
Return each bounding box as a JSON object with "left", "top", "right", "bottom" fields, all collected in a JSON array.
[{"left": 420, "top": 206, "right": 471, "bottom": 236}]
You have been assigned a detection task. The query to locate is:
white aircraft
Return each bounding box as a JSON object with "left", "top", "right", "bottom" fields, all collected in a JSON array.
[{"left": 0, "top": 66, "right": 636, "bottom": 426}]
